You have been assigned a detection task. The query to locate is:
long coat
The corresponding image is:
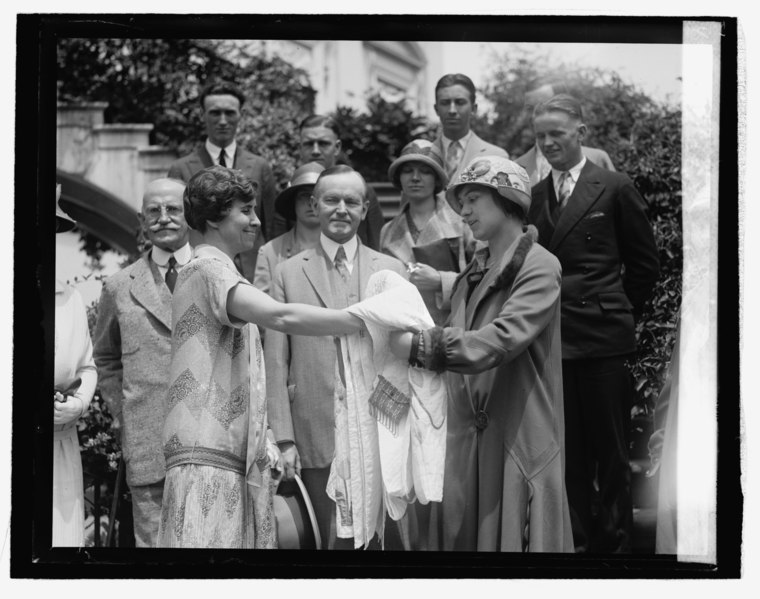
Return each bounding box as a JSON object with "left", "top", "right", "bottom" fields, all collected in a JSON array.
[
  {"left": 528, "top": 159, "right": 660, "bottom": 359},
  {"left": 168, "top": 144, "right": 277, "bottom": 280},
  {"left": 421, "top": 226, "right": 574, "bottom": 552},
  {"left": 92, "top": 253, "right": 173, "bottom": 487},
  {"left": 265, "top": 242, "right": 407, "bottom": 469}
]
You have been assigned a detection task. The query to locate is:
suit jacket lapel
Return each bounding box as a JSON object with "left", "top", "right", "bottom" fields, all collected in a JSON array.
[
  {"left": 302, "top": 247, "right": 336, "bottom": 308},
  {"left": 195, "top": 145, "right": 214, "bottom": 169},
  {"left": 357, "top": 243, "right": 379, "bottom": 300},
  {"left": 549, "top": 162, "right": 605, "bottom": 252},
  {"left": 129, "top": 254, "right": 172, "bottom": 331}
]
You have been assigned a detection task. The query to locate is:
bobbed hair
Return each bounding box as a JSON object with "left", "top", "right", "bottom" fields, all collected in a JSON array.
[{"left": 183, "top": 166, "right": 257, "bottom": 233}]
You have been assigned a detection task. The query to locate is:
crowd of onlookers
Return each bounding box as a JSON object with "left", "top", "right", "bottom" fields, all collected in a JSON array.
[{"left": 53, "top": 72, "right": 659, "bottom": 553}]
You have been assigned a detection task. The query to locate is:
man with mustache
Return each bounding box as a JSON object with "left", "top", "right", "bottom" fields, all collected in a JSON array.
[
  {"left": 431, "top": 73, "right": 508, "bottom": 183},
  {"left": 168, "top": 81, "right": 276, "bottom": 281},
  {"left": 265, "top": 165, "right": 406, "bottom": 548},
  {"left": 93, "top": 178, "right": 191, "bottom": 547}
]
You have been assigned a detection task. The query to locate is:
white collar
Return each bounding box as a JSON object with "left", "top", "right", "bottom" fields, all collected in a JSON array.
[
  {"left": 551, "top": 156, "right": 586, "bottom": 182},
  {"left": 151, "top": 242, "right": 192, "bottom": 267},
  {"left": 205, "top": 139, "right": 237, "bottom": 164},
  {"left": 320, "top": 233, "right": 358, "bottom": 263},
  {"left": 442, "top": 130, "right": 472, "bottom": 153}
]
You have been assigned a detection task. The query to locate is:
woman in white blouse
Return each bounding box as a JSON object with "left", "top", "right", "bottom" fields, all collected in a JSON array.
[{"left": 54, "top": 186, "right": 97, "bottom": 546}]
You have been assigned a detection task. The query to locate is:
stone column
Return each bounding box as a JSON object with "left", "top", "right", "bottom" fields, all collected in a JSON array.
[{"left": 57, "top": 102, "right": 109, "bottom": 175}]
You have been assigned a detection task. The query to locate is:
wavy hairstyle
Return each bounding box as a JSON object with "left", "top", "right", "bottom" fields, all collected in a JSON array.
[{"left": 183, "top": 166, "right": 257, "bottom": 233}]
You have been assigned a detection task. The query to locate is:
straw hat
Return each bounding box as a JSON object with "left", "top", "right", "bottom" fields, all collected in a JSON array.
[
  {"left": 273, "top": 474, "right": 322, "bottom": 549},
  {"left": 275, "top": 162, "right": 325, "bottom": 222},
  {"left": 445, "top": 155, "right": 532, "bottom": 216},
  {"left": 387, "top": 139, "right": 448, "bottom": 193}
]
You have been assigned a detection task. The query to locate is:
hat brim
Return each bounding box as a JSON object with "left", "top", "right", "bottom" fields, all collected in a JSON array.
[
  {"left": 388, "top": 155, "right": 448, "bottom": 193},
  {"left": 445, "top": 180, "right": 531, "bottom": 216},
  {"left": 56, "top": 206, "right": 76, "bottom": 232},
  {"left": 273, "top": 474, "right": 322, "bottom": 549},
  {"left": 274, "top": 184, "right": 313, "bottom": 223}
]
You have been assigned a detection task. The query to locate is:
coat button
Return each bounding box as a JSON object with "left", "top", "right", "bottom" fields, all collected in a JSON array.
[
  {"left": 585, "top": 234, "right": 592, "bottom": 241},
  {"left": 475, "top": 410, "right": 489, "bottom": 431}
]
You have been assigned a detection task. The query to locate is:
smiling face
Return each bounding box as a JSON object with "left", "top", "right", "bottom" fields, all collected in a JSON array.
[
  {"left": 399, "top": 161, "right": 437, "bottom": 203},
  {"left": 203, "top": 94, "right": 241, "bottom": 148},
  {"left": 533, "top": 109, "right": 586, "bottom": 172},
  {"left": 434, "top": 84, "right": 476, "bottom": 141},
  {"left": 456, "top": 184, "right": 508, "bottom": 242},
  {"left": 299, "top": 126, "right": 342, "bottom": 168},
  {"left": 216, "top": 198, "right": 260, "bottom": 255},
  {"left": 140, "top": 179, "right": 189, "bottom": 252},
  {"left": 312, "top": 172, "right": 367, "bottom": 244}
]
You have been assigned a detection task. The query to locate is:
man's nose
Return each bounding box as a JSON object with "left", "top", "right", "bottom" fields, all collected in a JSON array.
[
  {"left": 157, "top": 207, "right": 171, "bottom": 223},
  {"left": 310, "top": 142, "right": 321, "bottom": 155},
  {"left": 448, "top": 103, "right": 457, "bottom": 114}
]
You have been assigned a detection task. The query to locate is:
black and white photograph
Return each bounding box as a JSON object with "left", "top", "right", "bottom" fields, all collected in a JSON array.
[{"left": 5, "top": 5, "right": 746, "bottom": 586}]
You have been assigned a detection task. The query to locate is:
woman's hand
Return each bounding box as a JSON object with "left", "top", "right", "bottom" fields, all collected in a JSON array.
[
  {"left": 53, "top": 395, "right": 83, "bottom": 425},
  {"left": 389, "top": 330, "right": 415, "bottom": 360},
  {"left": 267, "top": 439, "right": 284, "bottom": 483},
  {"left": 409, "top": 263, "right": 443, "bottom": 292}
]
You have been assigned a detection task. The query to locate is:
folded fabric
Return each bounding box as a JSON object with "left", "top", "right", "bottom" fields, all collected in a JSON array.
[{"left": 346, "top": 270, "right": 447, "bottom": 515}]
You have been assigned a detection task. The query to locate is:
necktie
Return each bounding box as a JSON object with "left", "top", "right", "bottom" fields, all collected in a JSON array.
[
  {"left": 219, "top": 150, "right": 227, "bottom": 167},
  {"left": 165, "top": 256, "right": 178, "bottom": 293},
  {"left": 446, "top": 140, "right": 463, "bottom": 179},
  {"left": 556, "top": 171, "right": 572, "bottom": 212},
  {"left": 334, "top": 245, "right": 350, "bottom": 282}
]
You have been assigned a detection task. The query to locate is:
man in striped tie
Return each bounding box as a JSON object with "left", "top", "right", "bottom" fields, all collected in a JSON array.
[
  {"left": 431, "top": 73, "right": 508, "bottom": 183},
  {"left": 93, "top": 178, "right": 191, "bottom": 547},
  {"left": 527, "top": 94, "right": 660, "bottom": 554}
]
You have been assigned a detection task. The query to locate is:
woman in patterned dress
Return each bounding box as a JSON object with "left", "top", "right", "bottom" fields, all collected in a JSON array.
[
  {"left": 157, "top": 166, "right": 364, "bottom": 548},
  {"left": 380, "top": 139, "right": 475, "bottom": 325}
]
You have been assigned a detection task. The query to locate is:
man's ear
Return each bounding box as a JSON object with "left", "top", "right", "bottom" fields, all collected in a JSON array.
[
  {"left": 335, "top": 139, "right": 342, "bottom": 153},
  {"left": 577, "top": 123, "right": 588, "bottom": 142},
  {"left": 471, "top": 101, "right": 478, "bottom": 115}
]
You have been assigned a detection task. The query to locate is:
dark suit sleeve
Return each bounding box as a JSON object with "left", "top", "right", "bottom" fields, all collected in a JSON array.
[
  {"left": 615, "top": 179, "right": 660, "bottom": 315},
  {"left": 167, "top": 159, "right": 189, "bottom": 183},
  {"left": 358, "top": 185, "right": 385, "bottom": 251},
  {"left": 92, "top": 281, "right": 124, "bottom": 421},
  {"left": 258, "top": 161, "right": 278, "bottom": 241}
]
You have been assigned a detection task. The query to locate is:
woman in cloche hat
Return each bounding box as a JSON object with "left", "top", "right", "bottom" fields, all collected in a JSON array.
[
  {"left": 390, "top": 156, "right": 574, "bottom": 552},
  {"left": 53, "top": 184, "right": 98, "bottom": 546},
  {"left": 380, "top": 139, "right": 475, "bottom": 325}
]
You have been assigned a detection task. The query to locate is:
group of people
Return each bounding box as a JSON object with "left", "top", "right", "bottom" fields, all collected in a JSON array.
[{"left": 52, "top": 72, "right": 660, "bottom": 554}]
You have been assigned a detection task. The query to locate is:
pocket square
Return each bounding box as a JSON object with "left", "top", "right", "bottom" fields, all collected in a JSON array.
[{"left": 585, "top": 211, "right": 606, "bottom": 220}]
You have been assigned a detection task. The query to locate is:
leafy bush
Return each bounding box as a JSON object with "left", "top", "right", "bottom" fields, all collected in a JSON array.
[{"left": 329, "top": 92, "right": 437, "bottom": 182}]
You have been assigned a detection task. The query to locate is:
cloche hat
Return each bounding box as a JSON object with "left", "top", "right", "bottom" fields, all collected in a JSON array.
[
  {"left": 275, "top": 161, "right": 325, "bottom": 222},
  {"left": 387, "top": 139, "right": 448, "bottom": 194},
  {"left": 445, "top": 155, "right": 532, "bottom": 216}
]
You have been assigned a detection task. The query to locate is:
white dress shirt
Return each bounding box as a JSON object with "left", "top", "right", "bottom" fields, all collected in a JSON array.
[
  {"left": 551, "top": 156, "right": 587, "bottom": 202},
  {"left": 152, "top": 242, "right": 192, "bottom": 280},
  {"left": 440, "top": 130, "right": 472, "bottom": 160},
  {"left": 205, "top": 139, "right": 237, "bottom": 167},
  {"left": 320, "top": 233, "right": 358, "bottom": 275}
]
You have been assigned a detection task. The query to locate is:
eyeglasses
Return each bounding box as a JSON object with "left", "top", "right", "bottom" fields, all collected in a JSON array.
[{"left": 143, "top": 205, "right": 183, "bottom": 222}]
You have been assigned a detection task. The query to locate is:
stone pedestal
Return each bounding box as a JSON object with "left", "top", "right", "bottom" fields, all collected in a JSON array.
[{"left": 56, "top": 102, "right": 109, "bottom": 175}]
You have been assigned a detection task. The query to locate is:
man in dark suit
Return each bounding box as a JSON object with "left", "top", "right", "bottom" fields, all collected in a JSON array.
[
  {"left": 527, "top": 94, "right": 660, "bottom": 553},
  {"left": 167, "top": 81, "right": 276, "bottom": 281},
  {"left": 431, "top": 73, "right": 508, "bottom": 182},
  {"left": 281, "top": 114, "right": 385, "bottom": 250},
  {"left": 93, "top": 178, "right": 191, "bottom": 547},
  {"left": 265, "top": 165, "right": 406, "bottom": 548}
]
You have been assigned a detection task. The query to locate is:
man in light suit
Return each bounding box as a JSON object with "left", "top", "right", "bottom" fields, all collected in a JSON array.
[
  {"left": 527, "top": 94, "right": 660, "bottom": 553},
  {"left": 265, "top": 165, "right": 407, "bottom": 548},
  {"left": 93, "top": 178, "right": 191, "bottom": 547},
  {"left": 432, "top": 73, "right": 508, "bottom": 182},
  {"left": 167, "top": 81, "right": 276, "bottom": 281}
]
